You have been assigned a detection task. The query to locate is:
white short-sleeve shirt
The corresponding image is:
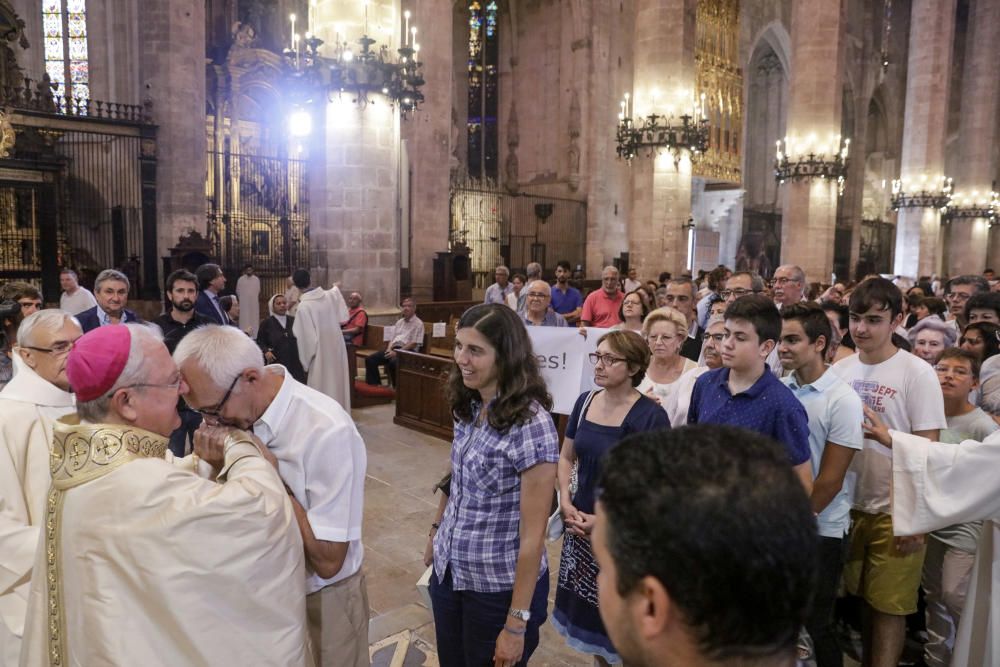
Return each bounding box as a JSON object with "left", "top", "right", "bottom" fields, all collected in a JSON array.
[
  {"left": 254, "top": 366, "right": 367, "bottom": 593},
  {"left": 831, "top": 349, "right": 946, "bottom": 515}
]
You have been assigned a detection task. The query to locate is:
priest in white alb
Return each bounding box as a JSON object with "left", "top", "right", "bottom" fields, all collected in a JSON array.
[
  {"left": 864, "top": 405, "right": 1000, "bottom": 666},
  {"left": 291, "top": 268, "right": 351, "bottom": 410},
  {"left": 236, "top": 263, "right": 261, "bottom": 336},
  {"left": 0, "top": 311, "right": 79, "bottom": 664},
  {"left": 18, "top": 323, "right": 313, "bottom": 667}
]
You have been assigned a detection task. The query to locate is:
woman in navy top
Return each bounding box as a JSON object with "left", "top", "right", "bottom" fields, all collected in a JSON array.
[{"left": 553, "top": 330, "right": 670, "bottom": 664}]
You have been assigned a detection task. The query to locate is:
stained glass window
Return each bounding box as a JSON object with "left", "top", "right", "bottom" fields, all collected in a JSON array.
[
  {"left": 42, "top": 0, "right": 89, "bottom": 106},
  {"left": 467, "top": 1, "right": 499, "bottom": 180}
]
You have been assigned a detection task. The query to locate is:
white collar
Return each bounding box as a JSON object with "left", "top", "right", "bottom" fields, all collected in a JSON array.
[{"left": 0, "top": 356, "right": 75, "bottom": 407}]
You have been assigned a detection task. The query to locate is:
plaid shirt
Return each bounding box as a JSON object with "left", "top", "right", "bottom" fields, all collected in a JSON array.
[{"left": 433, "top": 400, "right": 559, "bottom": 592}]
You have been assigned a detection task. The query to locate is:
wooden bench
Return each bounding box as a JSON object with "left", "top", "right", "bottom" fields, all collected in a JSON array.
[
  {"left": 416, "top": 300, "right": 478, "bottom": 326},
  {"left": 393, "top": 350, "right": 454, "bottom": 440}
]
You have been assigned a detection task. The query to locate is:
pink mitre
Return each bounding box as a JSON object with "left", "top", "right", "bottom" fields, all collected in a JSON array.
[{"left": 66, "top": 325, "right": 132, "bottom": 402}]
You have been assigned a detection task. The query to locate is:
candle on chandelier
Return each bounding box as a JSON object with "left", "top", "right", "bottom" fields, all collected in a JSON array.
[
  {"left": 290, "top": 13, "right": 296, "bottom": 50},
  {"left": 404, "top": 10, "right": 411, "bottom": 45}
]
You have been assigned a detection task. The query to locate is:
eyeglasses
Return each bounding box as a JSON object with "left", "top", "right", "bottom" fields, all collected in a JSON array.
[
  {"left": 185, "top": 373, "right": 241, "bottom": 417},
  {"left": 773, "top": 277, "right": 799, "bottom": 285},
  {"left": 622, "top": 299, "right": 643, "bottom": 307},
  {"left": 720, "top": 288, "right": 756, "bottom": 299},
  {"left": 588, "top": 353, "right": 627, "bottom": 366},
  {"left": 645, "top": 333, "right": 678, "bottom": 343},
  {"left": 525, "top": 292, "right": 548, "bottom": 299},
  {"left": 946, "top": 292, "right": 972, "bottom": 302},
  {"left": 703, "top": 333, "right": 725, "bottom": 343},
  {"left": 23, "top": 338, "right": 80, "bottom": 356},
  {"left": 933, "top": 365, "right": 972, "bottom": 377}
]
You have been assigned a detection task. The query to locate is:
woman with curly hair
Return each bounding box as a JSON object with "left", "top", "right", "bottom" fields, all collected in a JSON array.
[{"left": 428, "top": 303, "right": 559, "bottom": 667}]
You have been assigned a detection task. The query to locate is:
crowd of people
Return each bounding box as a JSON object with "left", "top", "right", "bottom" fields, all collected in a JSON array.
[{"left": 1, "top": 258, "right": 999, "bottom": 667}]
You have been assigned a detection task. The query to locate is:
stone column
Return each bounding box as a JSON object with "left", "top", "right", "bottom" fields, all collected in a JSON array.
[
  {"left": 628, "top": 0, "right": 696, "bottom": 278},
  {"left": 310, "top": 0, "right": 401, "bottom": 312},
  {"left": 893, "top": 0, "right": 956, "bottom": 279},
  {"left": 947, "top": 0, "right": 1000, "bottom": 275},
  {"left": 401, "top": 0, "right": 453, "bottom": 301},
  {"left": 779, "top": 0, "right": 845, "bottom": 284},
  {"left": 139, "top": 0, "right": 206, "bottom": 279}
]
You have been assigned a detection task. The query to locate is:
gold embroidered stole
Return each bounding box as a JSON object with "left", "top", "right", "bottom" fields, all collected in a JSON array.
[{"left": 44, "top": 416, "right": 168, "bottom": 666}]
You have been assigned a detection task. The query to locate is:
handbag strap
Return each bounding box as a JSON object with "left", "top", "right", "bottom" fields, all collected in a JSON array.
[{"left": 578, "top": 390, "right": 597, "bottom": 432}]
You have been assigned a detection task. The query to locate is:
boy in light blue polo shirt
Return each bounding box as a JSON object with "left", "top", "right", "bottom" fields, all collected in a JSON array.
[{"left": 779, "top": 302, "right": 863, "bottom": 667}]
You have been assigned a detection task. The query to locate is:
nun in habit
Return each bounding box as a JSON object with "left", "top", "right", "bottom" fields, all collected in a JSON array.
[{"left": 256, "top": 293, "right": 307, "bottom": 383}]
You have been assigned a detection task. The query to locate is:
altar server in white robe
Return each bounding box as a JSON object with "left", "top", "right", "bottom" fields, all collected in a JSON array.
[
  {"left": 865, "top": 407, "right": 1000, "bottom": 667},
  {"left": 18, "top": 323, "right": 312, "bottom": 667},
  {"left": 236, "top": 264, "right": 261, "bottom": 336},
  {"left": 0, "top": 311, "right": 79, "bottom": 665},
  {"left": 291, "top": 269, "right": 351, "bottom": 410}
]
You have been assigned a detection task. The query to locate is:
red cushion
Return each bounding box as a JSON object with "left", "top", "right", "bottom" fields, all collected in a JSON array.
[{"left": 354, "top": 380, "right": 395, "bottom": 398}]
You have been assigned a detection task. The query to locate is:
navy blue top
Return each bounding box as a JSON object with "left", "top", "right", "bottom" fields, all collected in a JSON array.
[
  {"left": 687, "top": 367, "right": 811, "bottom": 465},
  {"left": 566, "top": 391, "right": 670, "bottom": 513},
  {"left": 550, "top": 284, "right": 584, "bottom": 315}
]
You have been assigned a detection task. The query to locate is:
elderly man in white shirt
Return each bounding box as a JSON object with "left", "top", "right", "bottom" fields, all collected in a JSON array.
[
  {"left": 176, "top": 325, "right": 370, "bottom": 667},
  {"left": 0, "top": 310, "right": 79, "bottom": 665}
]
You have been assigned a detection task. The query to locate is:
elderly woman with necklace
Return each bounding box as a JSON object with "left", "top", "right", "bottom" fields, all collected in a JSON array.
[{"left": 637, "top": 307, "right": 698, "bottom": 407}]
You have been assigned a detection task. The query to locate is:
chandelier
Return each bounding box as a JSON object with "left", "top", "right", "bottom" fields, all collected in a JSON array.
[
  {"left": 941, "top": 189, "right": 998, "bottom": 224},
  {"left": 615, "top": 92, "right": 710, "bottom": 162},
  {"left": 890, "top": 175, "right": 953, "bottom": 211},
  {"left": 283, "top": 11, "right": 425, "bottom": 117},
  {"left": 774, "top": 134, "right": 849, "bottom": 195}
]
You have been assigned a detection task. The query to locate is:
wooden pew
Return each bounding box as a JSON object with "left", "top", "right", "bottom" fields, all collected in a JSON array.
[
  {"left": 393, "top": 350, "right": 454, "bottom": 440},
  {"left": 392, "top": 348, "right": 570, "bottom": 442},
  {"left": 417, "top": 300, "right": 478, "bottom": 326}
]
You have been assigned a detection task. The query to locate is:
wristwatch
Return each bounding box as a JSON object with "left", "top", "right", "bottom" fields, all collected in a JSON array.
[{"left": 508, "top": 608, "right": 531, "bottom": 622}]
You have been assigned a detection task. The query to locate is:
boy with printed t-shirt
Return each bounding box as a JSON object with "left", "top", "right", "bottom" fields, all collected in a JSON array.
[
  {"left": 778, "top": 303, "right": 864, "bottom": 667},
  {"left": 831, "top": 277, "right": 946, "bottom": 667}
]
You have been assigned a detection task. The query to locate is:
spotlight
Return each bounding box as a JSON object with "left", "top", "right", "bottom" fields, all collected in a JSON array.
[{"left": 288, "top": 109, "right": 312, "bottom": 137}]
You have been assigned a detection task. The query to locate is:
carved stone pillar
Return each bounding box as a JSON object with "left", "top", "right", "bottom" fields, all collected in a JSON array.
[
  {"left": 628, "top": 0, "right": 697, "bottom": 278},
  {"left": 946, "top": 0, "right": 1000, "bottom": 275},
  {"left": 138, "top": 0, "right": 206, "bottom": 280},
  {"left": 893, "top": 0, "right": 956, "bottom": 279},
  {"left": 779, "top": 0, "right": 845, "bottom": 284}
]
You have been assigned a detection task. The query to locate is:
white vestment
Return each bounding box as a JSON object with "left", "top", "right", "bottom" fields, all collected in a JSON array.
[
  {"left": 18, "top": 419, "right": 313, "bottom": 667},
  {"left": 236, "top": 274, "right": 261, "bottom": 336},
  {"left": 892, "top": 429, "right": 1000, "bottom": 667},
  {"left": 0, "top": 363, "right": 74, "bottom": 665},
  {"left": 292, "top": 287, "right": 351, "bottom": 410}
]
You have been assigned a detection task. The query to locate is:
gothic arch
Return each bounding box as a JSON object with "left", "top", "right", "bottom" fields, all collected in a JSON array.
[{"left": 748, "top": 21, "right": 792, "bottom": 78}]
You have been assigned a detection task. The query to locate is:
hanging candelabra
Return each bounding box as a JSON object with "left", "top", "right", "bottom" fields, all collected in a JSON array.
[
  {"left": 890, "top": 175, "right": 953, "bottom": 211},
  {"left": 615, "top": 91, "right": 710, "bottom": 163},
  {"left": 941, "top": 189, "right": 998, "bottom": 225},
  {"left": 774, "top": 133, "right": 850, "bottom": 195}
]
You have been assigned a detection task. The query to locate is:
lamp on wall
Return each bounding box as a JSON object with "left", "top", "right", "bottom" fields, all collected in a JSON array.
[
  {"left": 615, "top": 91, "right": 710, "bottom": 163},
  {"left": 774, "top": 134, "right": 849, "bottom": 195},
  {"left": 282, "top": 10, "right": 425, "bottom": 117},
  {"left": 890, "top": 175, "right": 953, "bottom": 211}
]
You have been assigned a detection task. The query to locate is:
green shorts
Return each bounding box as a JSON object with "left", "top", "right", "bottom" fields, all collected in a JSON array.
[{"left": 843, "top": 510, "right": 926, "bottom": 615}]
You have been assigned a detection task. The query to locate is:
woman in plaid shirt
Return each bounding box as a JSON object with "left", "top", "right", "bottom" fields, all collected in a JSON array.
[{"left": 429, "top": 304, "right": 560, "bottom": 667}]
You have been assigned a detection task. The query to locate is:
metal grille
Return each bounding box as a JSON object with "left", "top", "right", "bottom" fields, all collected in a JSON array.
[
  {"left": 206, "top": 151, "right": 310, "bottom": 299},
  {"left": 57, "top": 129, "right": 146, "bottom": 277},
  {"left": 0, "top": 187, "right": 41, "bottom": 278},
  {"left": 449, "top": 180, "right": 587, "bottom": 289}
]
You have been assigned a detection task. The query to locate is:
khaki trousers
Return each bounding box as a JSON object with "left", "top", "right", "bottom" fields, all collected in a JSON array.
[{"left": 306, "top": 570, "right": 370, "bottom": 667}]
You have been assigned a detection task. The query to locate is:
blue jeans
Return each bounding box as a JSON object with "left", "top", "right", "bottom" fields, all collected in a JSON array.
[
  {"left": 168, "top": 407, "right": 202, "bottom": 458},
  {"left": 430, "top": 565, "right": 549, "bottom": 667}
]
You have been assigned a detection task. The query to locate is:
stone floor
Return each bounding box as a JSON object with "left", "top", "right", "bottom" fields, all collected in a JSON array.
[{"left": 354, "top": 403, "right": 583, "bottom": 666}]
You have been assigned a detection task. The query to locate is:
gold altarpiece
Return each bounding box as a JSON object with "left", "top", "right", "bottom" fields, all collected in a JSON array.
[{"left": 694, "top": 0, "right": 742, "bottom": 184}]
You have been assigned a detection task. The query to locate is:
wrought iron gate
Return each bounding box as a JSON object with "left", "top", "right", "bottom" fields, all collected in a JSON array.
[
  {"left": 449, "top": 180, "right": 587, "bottom": 289},
  {"left": 206, "top": 151, "right": 309, "bottom": 299}
]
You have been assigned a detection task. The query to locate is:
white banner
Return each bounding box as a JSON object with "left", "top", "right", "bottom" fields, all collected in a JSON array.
[{"left": 526, "top": 327, "right": 610, "bottom": 414}]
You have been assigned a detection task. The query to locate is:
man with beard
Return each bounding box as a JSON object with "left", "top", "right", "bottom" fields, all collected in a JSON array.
[{"left": 155, "top": 269, "right": 212, "bottom": 456}]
